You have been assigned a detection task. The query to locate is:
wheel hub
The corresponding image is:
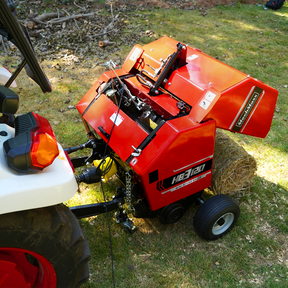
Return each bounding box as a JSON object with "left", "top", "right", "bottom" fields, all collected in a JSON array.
[
  {"left": 217, "top": 218, "right": 225, "bottom": 226},
  {"left": 0, "top": 254, "right": 32, "bottom": 288},
  {"left": 0, "top": 248, "right": 56, "bottom": 288},
  {"left": 212, "top": 212, "right": 234, "bottom": 235}
]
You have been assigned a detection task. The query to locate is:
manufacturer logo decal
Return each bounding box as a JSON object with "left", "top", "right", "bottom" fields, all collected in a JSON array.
[
  {"left": 156, "top": 159, "right": 212, "bottom": 192},
  {"left": 232, "top": 86, "right": 263, "bottom": 132},
  {"left": 161, "top": 172, "right": 211, "bottom": 195}
]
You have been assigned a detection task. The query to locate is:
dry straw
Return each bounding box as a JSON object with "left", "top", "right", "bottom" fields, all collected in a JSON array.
[{"left": 211, "top": 129, "right": 257, "bottom": 196}]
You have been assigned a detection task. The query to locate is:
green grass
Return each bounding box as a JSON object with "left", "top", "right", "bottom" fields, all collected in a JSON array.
[{"left": 2, "top": 2, "right": 288, "bottom": 287}]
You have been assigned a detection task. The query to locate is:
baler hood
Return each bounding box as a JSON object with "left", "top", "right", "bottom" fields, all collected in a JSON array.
[{"left": 122, "top": 37, "right": 278, "bottom": 138}]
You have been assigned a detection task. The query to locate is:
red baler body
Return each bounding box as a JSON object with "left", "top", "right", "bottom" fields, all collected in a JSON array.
[{"left": 77, "top": 37, "right": 278, "bottom": 211}]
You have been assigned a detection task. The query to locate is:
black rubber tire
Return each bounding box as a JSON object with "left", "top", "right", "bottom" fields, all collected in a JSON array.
[
  {"left": 0, "top": 204, "right": 90, "bottom": 287},
  {"left": 159, "top": 203, "right": 185, "bottom": 224},
  {"left": 193, "top": 194, "right": 240, "bottom": 240}
]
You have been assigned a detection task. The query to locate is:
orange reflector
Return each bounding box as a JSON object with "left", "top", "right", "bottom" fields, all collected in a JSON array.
[
  {"left": 30, "top": 113, "right": 59, "bottom": 170},
  {"left": 31, "top": 133, "right": 59, "bottom": 168}
]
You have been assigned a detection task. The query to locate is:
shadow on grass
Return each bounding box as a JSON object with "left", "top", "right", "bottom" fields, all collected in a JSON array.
[{"left": 77, "top": 174, "right": 288, "bottom": 287}]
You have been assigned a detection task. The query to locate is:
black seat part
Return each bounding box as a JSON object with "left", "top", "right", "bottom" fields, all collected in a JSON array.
[{"left": 0, "top": 85, "right": 19, "bottom": 114}]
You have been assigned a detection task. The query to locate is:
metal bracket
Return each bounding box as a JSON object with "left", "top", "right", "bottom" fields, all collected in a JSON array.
[
  {"left": 131, "top": 145, "right": 142, "bottom": 157},
  {"left": 70, "top": 196, "right": 124, "bottom": 219}
]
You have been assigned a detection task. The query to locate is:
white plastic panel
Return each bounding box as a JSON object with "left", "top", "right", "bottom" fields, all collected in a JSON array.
[{"left": 0, "top": 124, "right": 78, "bottom": 215}]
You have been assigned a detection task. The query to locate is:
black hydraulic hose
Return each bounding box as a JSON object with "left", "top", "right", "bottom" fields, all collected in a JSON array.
[{"left": 150, "top": 43, "right": 184, "bottom": 96}]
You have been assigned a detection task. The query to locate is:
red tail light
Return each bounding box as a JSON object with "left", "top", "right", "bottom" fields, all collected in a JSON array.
[{"left": 64, "top": 150, "right": 75, "bottom": 173}]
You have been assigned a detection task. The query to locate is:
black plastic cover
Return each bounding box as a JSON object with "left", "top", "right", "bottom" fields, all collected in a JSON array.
[
  {"left": 3, "top": 112, "right": 38, "bottom": 173},
  {"left": 0, "top": 86, "right": 19, "bottom": 114}
]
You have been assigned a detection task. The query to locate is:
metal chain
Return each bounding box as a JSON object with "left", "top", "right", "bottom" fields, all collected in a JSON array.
[{"left": 125, "top": 172, "right": 132, "bottom": 206}]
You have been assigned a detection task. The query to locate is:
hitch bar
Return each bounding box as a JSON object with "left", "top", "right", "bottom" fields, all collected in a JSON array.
[{"left": 70, "top": 197, "right": 123, "bottom": 219}]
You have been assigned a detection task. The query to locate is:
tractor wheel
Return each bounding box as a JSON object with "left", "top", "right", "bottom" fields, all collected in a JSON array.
[
  {"left": 159, "top": 203, "right": 185, "bottom": 224},
  {"left": 193, "top": 194, "right": 240, "bottom": 240},
  {"left": 0, "top": 204, "right": 90, "bottom": 288}
]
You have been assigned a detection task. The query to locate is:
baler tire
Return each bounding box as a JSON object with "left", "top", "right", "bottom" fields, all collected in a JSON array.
[
  {"left": 193, "top": 194, "right": 240, "bottom": 240},
  {"left": 159, "top": 203, "right": 185, "bottom": 224},
  {"left": 0, "top": 204, "right": 90, "bottom": 288}
]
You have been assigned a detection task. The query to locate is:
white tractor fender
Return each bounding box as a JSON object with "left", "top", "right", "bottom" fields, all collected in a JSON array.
[
  {"left": 0, "top": 65, "right": 17, "bottom": 87},
  {"left": 0, "top": 123, "right": 78, "bottom": 215}
]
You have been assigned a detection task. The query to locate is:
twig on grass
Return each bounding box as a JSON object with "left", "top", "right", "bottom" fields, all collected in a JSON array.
[{"left": 47, "top": 12, "right": 98, "bottom": 25}]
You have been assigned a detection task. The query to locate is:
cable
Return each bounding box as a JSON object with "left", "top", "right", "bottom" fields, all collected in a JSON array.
[
  {"left": 98, "top": 155, "right": 114, "bottom": 177},
  {"left": 99, "top": 83, "right": 124, "bottom": 288},
  {"left": 100, "top": 180, "right": 116, "bottom": 288},
  {"left": 100, "top": 84, "right": 124, "bottom": 158},
  {"left": 96, "top": 84, "right": 124, "bottom": 176}
]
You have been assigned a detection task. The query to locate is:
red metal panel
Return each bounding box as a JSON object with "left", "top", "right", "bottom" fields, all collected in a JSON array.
[
  {"left": 82, "top": 94, "right": 149, "bottom": 161},
  {"left": 124, "top": 77, "right": 179, "bottom": 118},
  {"left": 122, "top": 44, "right": 145, "bottom": 73},
  {"left": 129, "top": 117, "right": 216, "bottom": 211},
  {"left": 204, "top": 77, "right": 278, "bottom": 138},
  {"left": 164, "top": 70, "right": 204, "bottom": 108},
  {"left": 178, "top": 47, "right": 247, "bottom": 92},
  {"left": 135, "top": 37, "right": 246, "bottom": 99},
  {"left": 165, "top": 51, "right": 247, "bottom": 109},
  {"left": 128, "top": 121, "right": 179, "bottom": 174}
]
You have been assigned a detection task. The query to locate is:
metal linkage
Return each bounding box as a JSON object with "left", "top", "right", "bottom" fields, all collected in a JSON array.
[
  {"left": 70, "top": 197, "right": 123, "bottom": 219},
  {"left": 125, "top": 172, "right": 132, "bottom": 206},
  {"left": 70, "top": 186, "right": 125, "bottom": 218},
  {"left": 64, "top": 139, "right": 99, "bottom": 154},
  {"left": 150, "top": 43, "right": 186, "bottom": 95},
  {"left": 115, "top": 197, "right": 136, "bottom": 233},
  {"left": 65, "top": 138, "right": 107, "bottom": 168}
]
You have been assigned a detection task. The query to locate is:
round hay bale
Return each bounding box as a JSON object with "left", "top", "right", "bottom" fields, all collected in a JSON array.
[{"left": 211, "top": 129, "right": 257, "bottom": 196}]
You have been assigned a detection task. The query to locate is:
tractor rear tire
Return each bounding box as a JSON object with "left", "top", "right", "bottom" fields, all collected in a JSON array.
[
  {"left": 0, "top": 204, "right": 90, "bottom": 288},
  {"left": 193, "top": 194, "right": 240, "bottom": 240}
]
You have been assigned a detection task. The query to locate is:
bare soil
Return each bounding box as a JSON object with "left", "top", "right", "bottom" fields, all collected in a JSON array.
[{"left": 134, "top": 0, "right": 266, "bottom": 9}]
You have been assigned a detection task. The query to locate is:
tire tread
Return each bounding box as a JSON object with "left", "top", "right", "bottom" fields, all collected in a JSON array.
[
  {"left": 0, "top": 204, "right": 90, "bottom": 288},
  {"left": 193, "top": 194, "right": 240, "bottom": 240}
]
